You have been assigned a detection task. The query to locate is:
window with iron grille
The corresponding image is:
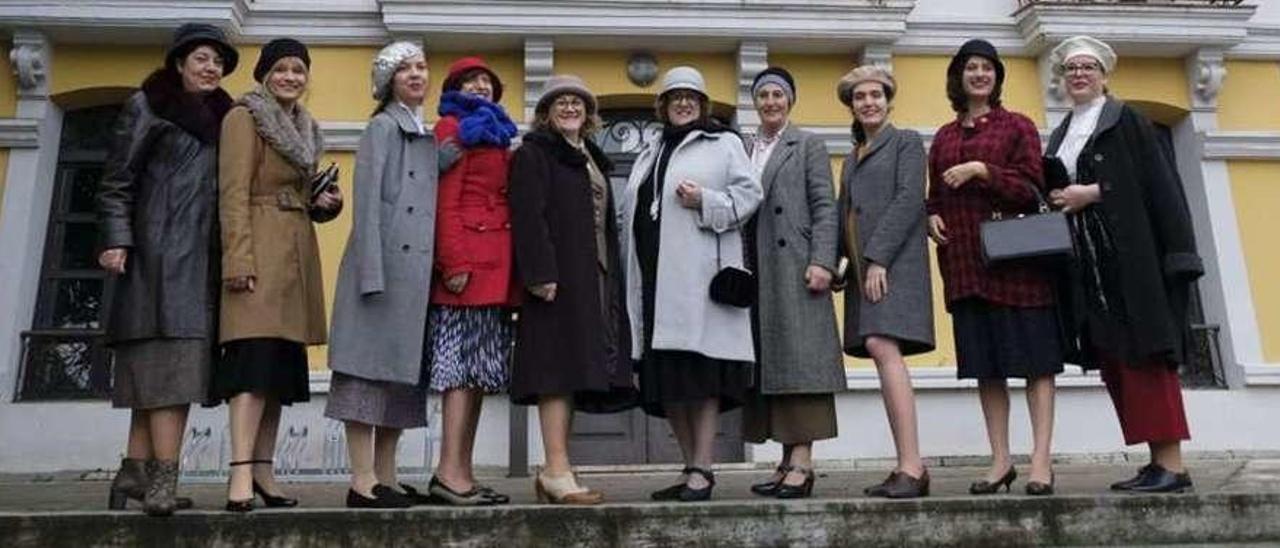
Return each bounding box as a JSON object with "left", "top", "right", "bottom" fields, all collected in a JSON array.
[{"left": 16, "top": 104, "right": 122, "bottom": 401}]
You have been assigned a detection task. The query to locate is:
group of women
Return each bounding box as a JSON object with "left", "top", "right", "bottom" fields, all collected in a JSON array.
[{"left": 96, "top": 23, "right": 1203, "bottom": 517}]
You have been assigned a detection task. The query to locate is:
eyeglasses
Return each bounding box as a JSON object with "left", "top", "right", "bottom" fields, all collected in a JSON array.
[
  {"left": 667, "top": 91, "right": 702, "bottom": 104},
  {"left": 553, "top": 97, "right": 585, "bottom": 110},
  {"left": 1056, "top": 62, "right": 1102, "bottom": 76}
]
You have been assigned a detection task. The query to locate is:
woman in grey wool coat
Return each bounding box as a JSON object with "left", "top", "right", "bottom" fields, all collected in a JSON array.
[
  {"left": 741, "top": 66, "right": 845, "bottom": 500},
  {"left": 836, "top": 65, "right": 935, "bottom": 499},
  {"left": 324, "top": 42, "right": 439, "bottom": 509}
]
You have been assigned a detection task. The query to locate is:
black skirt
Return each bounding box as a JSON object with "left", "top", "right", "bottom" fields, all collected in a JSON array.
[
  {"left": 210, "top": 338, "right": 311, "bottom": 405},
  {"left": 952, "top": 298, "right": 1064, "bottom": 380},
  {"left": 636, "top": 350, "right": 750, "bottom": 418}
]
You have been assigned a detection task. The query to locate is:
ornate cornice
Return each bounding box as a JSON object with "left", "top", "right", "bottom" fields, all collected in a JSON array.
[{"left": 1014, "top": 1, "right": 1255, "bottom": 57}]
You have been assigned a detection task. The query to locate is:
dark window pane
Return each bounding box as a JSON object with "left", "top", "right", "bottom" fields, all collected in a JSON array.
[
  {"left": 67, "top": 166, "right": 103, "bottom": 214},
  {"left": 18, "top": 333, "right": 111, "bottom": 401},
  {"left": 50, "top": 278, "right": 104, "bottom": 329},
  {"left": 59, "top": 221, "right": 100, "bottom": 269}
]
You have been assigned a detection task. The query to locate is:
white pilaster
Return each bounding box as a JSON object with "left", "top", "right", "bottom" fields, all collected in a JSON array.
[
  {"left": 522, "top": 38, "right": 554, "bottom": 123},
  {"left": 736, "top": 40, "right": 768, "bottom": 133},
  {"left": 0, "top": 30, "right": 62, "bottom": 402}
]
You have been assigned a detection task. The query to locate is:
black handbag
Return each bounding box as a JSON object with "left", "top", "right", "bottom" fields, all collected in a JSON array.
[
  {"left": 708, "top": 200, "right": 756, "bottom": 308},
  {"left": 979, "top": 179, "right": 1074, "bottom": 266}
]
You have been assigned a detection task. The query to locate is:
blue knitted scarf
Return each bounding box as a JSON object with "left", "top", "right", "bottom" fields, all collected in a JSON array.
[{"left": 438, "top": 91, "right": 518, "bottom": 148}]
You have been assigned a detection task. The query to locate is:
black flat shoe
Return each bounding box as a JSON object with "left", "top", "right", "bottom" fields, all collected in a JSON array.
[
  {"left": 398, "top": 483, "right": 437, "bottom": 505},
  {"left": 750, "top": 465, "right": 790, "bottom": 497},
  {"left": 969, "top": 467, "right": 1017, "bottom": 495},
  {"left": 651, "top": 467, "right": 694, "bottom": 501},
  {"left": 1128, "top": 465, "right": 1193, "bottom": 494},
  {"left": 428, "top": 476, "right": 496, "bottom": 506},
  {"left": 774, "top": 466, "right": 814, "bottom": 499},
  {"left": 1025, "top": 473, "right": 1055, "bottom": 496},
  {"left": 864, "top": 471, "right": 899, "bottom": 497},
  {"left": 677, "top": 467, "right": 715, "bottom": 502},
  {"left": 225, "top": 499, "right": 254, "bottom": 513},
  {"left": 476, "top": 485, "right": 510, "bottom": 505},
  {"left": 884, "top": 468, "right": 930, "bottom": 499},
  {"left": 253, "top": 481, "right": 299, "bottom": 508},
  {"left": 346, "top": 484, "right": 412, "bottom": 509},
  {"left": 1110, "top": 463, "right": 1156, "bottom": 491}
]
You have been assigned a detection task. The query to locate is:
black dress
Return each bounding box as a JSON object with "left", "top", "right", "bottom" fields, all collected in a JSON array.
[
  {"left": 633, "top": 124, "right": 750, "bottom": 418},
  {"left": 210, "top": 339, "right": 311, "bottom": 405}
]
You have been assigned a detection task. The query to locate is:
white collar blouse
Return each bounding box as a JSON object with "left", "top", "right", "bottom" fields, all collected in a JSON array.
[{"left": 1054, "top": 94, "right": 1107, "bottom": 182}]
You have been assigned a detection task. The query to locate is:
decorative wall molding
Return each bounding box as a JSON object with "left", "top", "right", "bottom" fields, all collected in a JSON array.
[
  {"left": 1014, "top": 1, "right": 1255, "bottom": 57},
  {"left": 1187, "top": 48, "right": 1228, "bottom": 112},
  {"left": 1201, "top": 131, "right": 1280, "bottom": 161},
  {"left": 735, "top": 41, "right": 769, "bottom": 132},
  {"left": 522, "top": 38, "right": 555, "bottom": 124},
  {"left": 318, "top": 121, "right": 367, "bottom": 152},
  {"left": 1244, "top": 364, "right": 1280, "bottom": 387},
  {"left": 896, "top": 18, "right": 1026, "bottom": 56},
  {"left": 380, "top": 0, "right": 915, "bottom": 42},
  {"left": 0, "top": 118, "right": 39, "bottom": 148},
  {"left": 8, "top": 29, "right": 50, "bottom": 99},
  {"left": 1228, "top": 24, "right": 1280, "bottom": 60},
  {"left": 860, "top": 43, "right": 894, "bottom": 73}
]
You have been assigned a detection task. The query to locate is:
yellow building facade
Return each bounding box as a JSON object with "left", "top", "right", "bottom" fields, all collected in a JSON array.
[{"left": 0, "top": 0, "right": 1278, "bottom": 473}]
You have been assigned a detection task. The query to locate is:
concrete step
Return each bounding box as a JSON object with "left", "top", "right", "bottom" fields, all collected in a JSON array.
[{"left": 3, "top": 461, "right": 1279, "bottom": 547}]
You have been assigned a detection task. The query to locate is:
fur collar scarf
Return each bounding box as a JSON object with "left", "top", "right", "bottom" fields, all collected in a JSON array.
[
  {"left": 523, "top": 130, "right": 613, "bottom": 174},
  {"left": 438, "top": 91, "right": 518, "bottom": 148},
  {"left": 236, "top": 85, "right": 325, "bottom": 177},
  {"left": 140, "top": 68, "right": 232, "bottom": 144}
]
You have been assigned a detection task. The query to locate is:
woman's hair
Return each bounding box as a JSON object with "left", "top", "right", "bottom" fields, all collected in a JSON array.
[
  {"left": 850, "top": 81, "right": 895, "bottom": 145},
  {"left": 372, "top": 93, "right": 394, "bottom": 116},
  {"left": 531, "top": 93, "right": 602, "bottom": 136},
  {"left": 655, "top": 92, "right": 711, "bottom": 126},
  {"left": 947, "top": 56, "right": 1003, "bottom": 114}
]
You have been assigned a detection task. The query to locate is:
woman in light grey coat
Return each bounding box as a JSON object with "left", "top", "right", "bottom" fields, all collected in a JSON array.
[
  {"left": 837, "top": 66, "right": 935, "bottom": 499},
  {"left": 741, "top": 67, "right": 844, "bottom": 500},
  {"left": 621, "top": 66, "right": 762, "bottom": 502},
  {"left": 325, "top": 42, "right": 438, "bottom": 509}
]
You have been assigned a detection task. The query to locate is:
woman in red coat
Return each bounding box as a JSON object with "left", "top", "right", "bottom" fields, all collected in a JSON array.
[{"left": 425, "top": 56, "right": 519, "bottom": 505}]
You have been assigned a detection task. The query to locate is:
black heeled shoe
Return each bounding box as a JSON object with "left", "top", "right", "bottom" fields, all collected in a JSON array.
[
  {"left": 1128, "top": 465, "right": 1193, "bottom": 494},
  {"left": 750, "top": 465, "right": 791, "bottom": 497},
  {"left": 651, "top": 467, "right": 694, "bottom": 501},
  {"left": 678, "top": 467, "right": 715, "bottom": 502},
  {"left": 1110, "top": 463, "right": 1157, "bottom": 491},
  {"left": 225, "top": 460, "right": 255, "bottom": 513},
  {"left": 398, "top": 483, "right": 437, "bottom": 505},
  {"left": 1025, "top": 472, "right": 1055, "bottom": 496},
  {"left": 248, "top": 460, "right": 298, "bottom": 507},
  {"left": 969, "top": 466, "right": 1017, "bottom": 495},
  {"left": 774, "top": 466, "right": 815, "bottom": 499}
]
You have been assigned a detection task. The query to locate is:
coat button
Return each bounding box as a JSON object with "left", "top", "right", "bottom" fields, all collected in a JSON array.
[
  {"left": 774, "top": 206, "right": 783, "bottom": 214},
  {"left": 409, "top": 170, "right": 415, "bottom": 178},
  {"left": 777, "top": 239, "right": 787, "bottom": 247},
  {"left": 407, "top": 206, "right": 415, "bottom": 213},
  {"left": 500, "top": 187, "right": 509, "bottom": 196},
  {"left": 1093, "top": 153, "right": 1104, "bottom": 162},
  {"left": 478, "top": 225, "right": 487, "bottom": 232},
  {"left": 503, "top": 222, "right": 511, "bottom": 229},
  {"left": 401, "top": 244, "right": 410, "bottom": 252}
]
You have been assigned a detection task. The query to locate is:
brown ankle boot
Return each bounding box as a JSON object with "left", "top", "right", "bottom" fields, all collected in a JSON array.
[
  {"left": 108, "top": 458, "right": 193, "bottom": 511},
  {"left": 144, "top": 460, "right": 180, "bottom": 517}
]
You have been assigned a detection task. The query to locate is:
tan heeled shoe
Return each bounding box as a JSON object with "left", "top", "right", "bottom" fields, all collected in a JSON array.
[{"left": 534, "top": 472, "right": 604, "bottom": 505}]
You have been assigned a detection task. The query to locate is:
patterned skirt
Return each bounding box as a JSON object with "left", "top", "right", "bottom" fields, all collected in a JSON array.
[{"left": 425, "top": 305, "right": 513, "bottom": 393}]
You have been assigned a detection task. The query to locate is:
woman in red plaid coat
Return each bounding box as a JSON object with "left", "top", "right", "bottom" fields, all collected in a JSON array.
[{"left": 926, "top": 39, "right": 1063, "bottom": 497}]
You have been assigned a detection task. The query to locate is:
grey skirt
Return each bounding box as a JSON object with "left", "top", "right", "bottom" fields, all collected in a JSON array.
[
  {"left": 111, "top": 338, "right": 214, "bottom": 410},
  {"left": 324, "top": 372, "right": 428, "bottom": 429}
]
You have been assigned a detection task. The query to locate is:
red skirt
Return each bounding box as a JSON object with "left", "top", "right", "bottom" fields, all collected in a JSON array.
[{"left": 1097, "top": 352, "right": 1191, "bottom": 445}]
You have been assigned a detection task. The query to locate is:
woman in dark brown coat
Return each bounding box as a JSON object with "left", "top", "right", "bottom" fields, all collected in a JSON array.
[{"left": 509, "top": 75, "right": 636, "bottom": 505}]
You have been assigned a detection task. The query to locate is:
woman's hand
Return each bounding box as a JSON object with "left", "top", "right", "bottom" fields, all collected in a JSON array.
[
  {"left": 529, "top": 282, "right": 558, "bottom": 302},
  {"left": 675, "top": 179, "right": 702, "bottom": 209},
  {"left": 941, "top": 161, "right": 987, "bottom": 189},
  {"left": 804, "top": 265, "right": 833, "bottom": 293},
  {"left": 227, "top": 276, "right": 256, "bottom": 293},
  {"left": 444, "top": 273, "right": 470, "bottom": 294},
  {"left": 313, "top": 186, "right": 343, "bottom": 211},
  {"left": 863, "top": 263, "right": 888, "bottom": 303},
  {"left": 928, "top": 215, "right": 948, "bottom": 245},
  {"left": 98, "top": 248, "right": 128, "bottom": 274},
  {"left": 1050, "top": 184, "right": 1100, "bottom": 213}
]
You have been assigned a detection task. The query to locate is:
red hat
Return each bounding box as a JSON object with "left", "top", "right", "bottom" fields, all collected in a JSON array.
[{"left": 443, "top": 56, "right": 504, "bottom": 102}]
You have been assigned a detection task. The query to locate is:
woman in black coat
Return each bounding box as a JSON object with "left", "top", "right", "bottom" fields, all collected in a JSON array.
[
  {"left": 509, "top": 75, "right": 636, "bottom": 505},
  {"left": 95, "top": 23, "right": 238, "bottom": 516},
  {"left": 1046, "top": 36, "right": 1202, "bottom": 493}
]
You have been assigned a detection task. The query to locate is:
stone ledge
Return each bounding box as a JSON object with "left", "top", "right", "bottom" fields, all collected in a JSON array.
[{"left": 2, "top": 492, "right": 1278, "bottom": 547}]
